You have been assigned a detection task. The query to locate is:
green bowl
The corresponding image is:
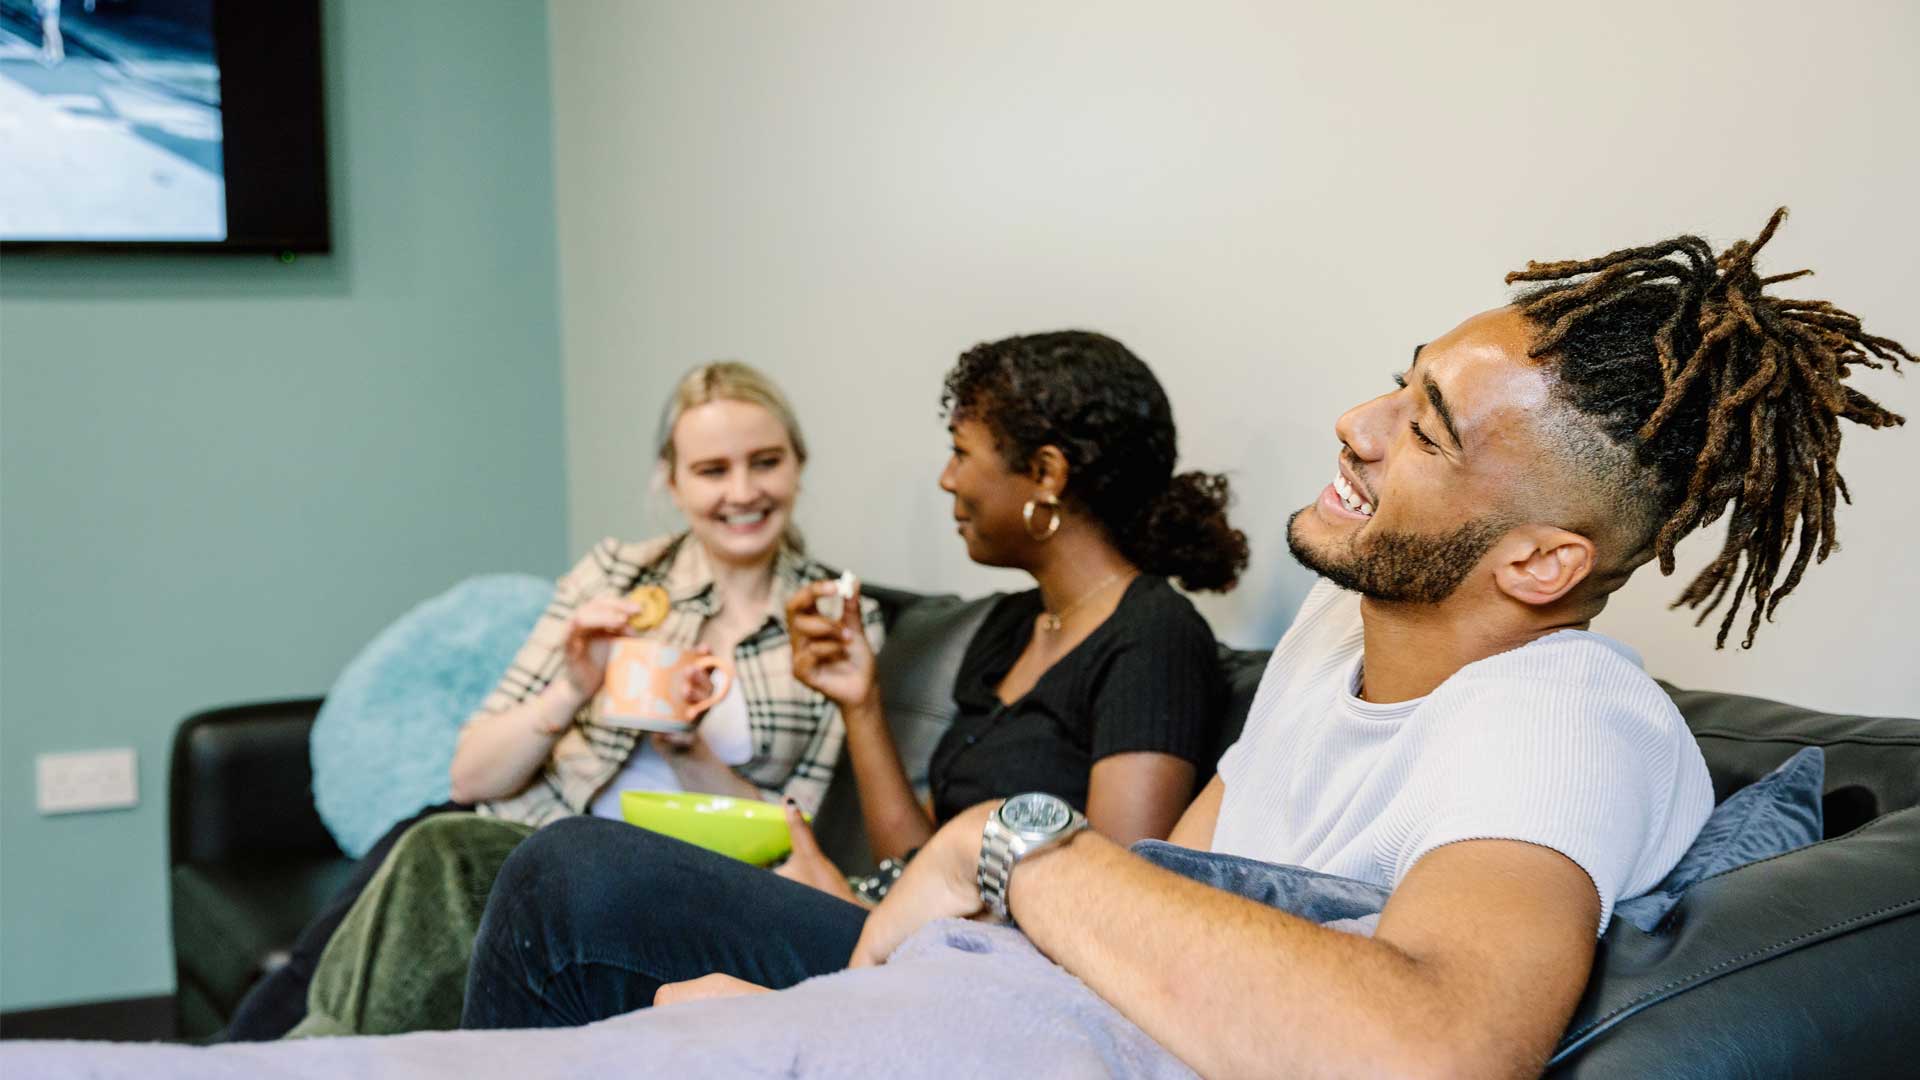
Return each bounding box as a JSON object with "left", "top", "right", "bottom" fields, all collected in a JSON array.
[{"left": 619, "top": 791, "right": 797, "bottom": 865}]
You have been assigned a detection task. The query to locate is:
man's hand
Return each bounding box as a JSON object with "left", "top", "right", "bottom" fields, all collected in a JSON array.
[
  {"left": 848, "top": 800, "right": 998, "bottom": 967},
  {"left": 653, "top": 973, "right": 772, "bottom": 1007}
]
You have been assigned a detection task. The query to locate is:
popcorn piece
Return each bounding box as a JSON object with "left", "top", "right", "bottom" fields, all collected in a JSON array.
[{"left": 817, "top": 570, "right": 857, "bottom": 622}]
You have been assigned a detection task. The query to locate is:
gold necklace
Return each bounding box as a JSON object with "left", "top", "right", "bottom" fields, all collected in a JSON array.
[{"left": 1039, "top": 571, "right": 1132, "bottom": 633}]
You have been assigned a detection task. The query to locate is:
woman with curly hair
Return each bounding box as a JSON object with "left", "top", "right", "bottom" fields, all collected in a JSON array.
[{"left": 459, "top": 330, "right": 1251, "bottom": 1030}]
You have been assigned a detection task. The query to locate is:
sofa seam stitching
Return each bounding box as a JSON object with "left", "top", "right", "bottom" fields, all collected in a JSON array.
[
  {"left": 1688, "top": 727, "right": 1920, "bottom": 748},
  {"left": 1560, "top": 897, "right": 1920, "bottom": 1044}
]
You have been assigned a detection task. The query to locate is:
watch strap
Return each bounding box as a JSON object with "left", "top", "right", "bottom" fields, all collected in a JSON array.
[{"left": 979, "top": 819, "right": 1018, "bottom": 921}]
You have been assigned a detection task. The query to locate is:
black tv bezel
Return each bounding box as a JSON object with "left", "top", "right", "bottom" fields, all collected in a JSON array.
[{"left": 1, "top": 0, "right": 331, "bottom": 255}]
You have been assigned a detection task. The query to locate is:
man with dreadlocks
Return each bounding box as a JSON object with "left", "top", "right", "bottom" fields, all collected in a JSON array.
[
  {"left": 816, "top": 209, "right": 1909, "bottom": 1076},
  {"left": 394, "top": 210, "right": 1911, "bottom": 1079}
]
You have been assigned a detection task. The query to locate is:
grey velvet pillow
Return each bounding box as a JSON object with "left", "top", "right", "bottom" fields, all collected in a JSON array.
[
  {"left": 1613, "top": 745, "right": 1825, "bottom": 932},
  {"left": 1131, "top": 840, "right": 1390, "bottom": 936},
  {"left": 1136, "top": 745, "right": 1826, "bottom": 940},
  {"left": 1136, "top": 737, "right": 1827, "bottom": 933}
]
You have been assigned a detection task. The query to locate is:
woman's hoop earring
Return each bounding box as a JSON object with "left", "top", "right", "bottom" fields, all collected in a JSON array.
[{"left": 1023, "top": 493, "right": 1062, "bottom": 542}]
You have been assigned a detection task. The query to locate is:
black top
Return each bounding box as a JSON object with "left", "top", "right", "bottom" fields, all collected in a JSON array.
[{"left": 927, "top": 575, "right": 1223, "bottom": 823}]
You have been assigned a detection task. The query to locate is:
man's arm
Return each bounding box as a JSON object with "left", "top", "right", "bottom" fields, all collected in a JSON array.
[
  {"left": 1165, "top": 774, "right": 1223, "bottom": 850},
  {"left": 854, "top": 803, "right": 1598, "bottom": 1080}
]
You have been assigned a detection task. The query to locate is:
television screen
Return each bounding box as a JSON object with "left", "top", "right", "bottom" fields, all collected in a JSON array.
[{"left": 0, "top": 0, "right": 328, "bottom": 252}]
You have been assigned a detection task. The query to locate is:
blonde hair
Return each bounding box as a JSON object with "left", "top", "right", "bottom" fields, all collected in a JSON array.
[
  {"left": 655, "top": 361, "right": 808, "bottom": 551},
  {"left": 656, "top": 360, "right": 809, "bottom": 470}
]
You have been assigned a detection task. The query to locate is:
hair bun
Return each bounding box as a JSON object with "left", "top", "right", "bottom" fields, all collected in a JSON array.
[{"left": 1132, "top": 470, "right": 1248, "bottom": 592}]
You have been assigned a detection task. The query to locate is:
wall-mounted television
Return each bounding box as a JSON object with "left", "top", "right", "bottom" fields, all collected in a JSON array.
[{"left": 0, "top": 0, "right": 329, "bottom": 252}]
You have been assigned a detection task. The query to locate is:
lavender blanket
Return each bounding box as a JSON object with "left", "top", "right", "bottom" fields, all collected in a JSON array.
[
  {"left": 0, "top": 919, "right": 1195, "bottom": 1079},
  {"left": 5, "top": 845, "right": 1393, "bottom": 1077}
]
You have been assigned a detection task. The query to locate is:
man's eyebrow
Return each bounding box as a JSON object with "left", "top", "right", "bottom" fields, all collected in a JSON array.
[{"left": 1423, "top": 374, "right": 1464, "bottom": 454}]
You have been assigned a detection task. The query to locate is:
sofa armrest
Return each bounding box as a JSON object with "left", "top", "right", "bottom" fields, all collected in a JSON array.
[
  {"left": 1550, "top": 806, "right": 1920, "bottom": 1077},
  {"left": 169, "top": 697, "right": 342, "bottom": 867}
]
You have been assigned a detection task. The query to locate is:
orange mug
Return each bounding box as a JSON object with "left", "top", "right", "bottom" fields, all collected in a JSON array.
[{"left": 596, "top": 639, "right": 734, "bottom": 733}]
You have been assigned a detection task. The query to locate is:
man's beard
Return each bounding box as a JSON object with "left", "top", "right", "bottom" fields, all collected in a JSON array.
[{"left": 1286, "top": 508, "right": 1509, "bottom": 604}]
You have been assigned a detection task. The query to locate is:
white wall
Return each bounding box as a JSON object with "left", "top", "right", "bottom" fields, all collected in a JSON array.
[{"left": 547, "top": 0, "right": 1919, "bottom": 717}]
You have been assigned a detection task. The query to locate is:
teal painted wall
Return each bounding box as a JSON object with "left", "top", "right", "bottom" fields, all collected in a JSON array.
[{"left": 0, "top": 0, "right": 566, "bottom": 1010}]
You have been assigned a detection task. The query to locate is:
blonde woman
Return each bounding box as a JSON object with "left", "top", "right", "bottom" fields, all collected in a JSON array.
[{"left": 222, "top": 362, "right": 881, "bottom": 1040}]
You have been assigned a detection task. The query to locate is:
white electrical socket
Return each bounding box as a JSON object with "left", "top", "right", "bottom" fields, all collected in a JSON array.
[{"left": 36, "top": 748, "right": 139, "bottom": 815}]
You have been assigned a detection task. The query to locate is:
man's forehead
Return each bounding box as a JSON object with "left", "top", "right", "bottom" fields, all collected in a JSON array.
[
  {"left": 1421, "top": 307, "right": 1534, "bottom": 365},
  {"left": 1414, "top": 308, "right": 1552, "bottom": 445}
]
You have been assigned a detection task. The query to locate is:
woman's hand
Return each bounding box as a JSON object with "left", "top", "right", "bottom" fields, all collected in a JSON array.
[
  {"left": 560, "top": 594, "right": 643, "bottom": 700},
  {"left": 651, "top": 731, "right": 761, "bottom": 799},
  {"left": 650, "top": 652, "right": 763, "bottom": 800},
  {"left": 649, "top": 646, "right": 717, "bottom": 752},
  {"left": 848, "top": 800, "right": 998, "bottom": 968},
  {"left": 654, "top": 973, "right": 772, "bottom": 1007},
  {"left": 773, "top": 800, "right": 859, "bottom": 904},
  {"left": 785, "top": 580, "right": 876, "bottom": 710}
]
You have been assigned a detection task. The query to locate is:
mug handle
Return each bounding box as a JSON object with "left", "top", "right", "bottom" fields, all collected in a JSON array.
[{"left": 683, "top": 655, "right": 731, "bottom": 718}]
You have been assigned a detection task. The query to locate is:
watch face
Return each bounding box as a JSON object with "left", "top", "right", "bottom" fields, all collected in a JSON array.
[{"left": 1001, "top": 793, "right": 1072, "bottom": 836}]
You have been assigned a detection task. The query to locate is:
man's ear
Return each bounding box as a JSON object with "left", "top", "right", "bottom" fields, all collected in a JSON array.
[
  {"left": 1492, "top": 525, "right": 1596, "bottom": 606},
  {"left": 1028, "top": 445, "right": 1070, "bottom": 497}
]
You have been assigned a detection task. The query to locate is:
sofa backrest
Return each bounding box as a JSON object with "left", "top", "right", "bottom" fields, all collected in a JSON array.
[
  {"left": 1213, "top": 646, "right": 1268, "bottom": 766},
  {"left": 1664, "top": 684, "right": 1920, "bottom": 838}
]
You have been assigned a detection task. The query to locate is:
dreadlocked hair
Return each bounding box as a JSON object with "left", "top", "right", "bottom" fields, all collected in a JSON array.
[{"left": 1506, "top": 207, "right": 1910, "bottom": 649}]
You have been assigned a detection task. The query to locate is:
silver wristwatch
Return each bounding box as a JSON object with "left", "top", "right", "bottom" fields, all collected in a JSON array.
[{"left": 977, "top": 792, "right": 1089, "bottom": 923}]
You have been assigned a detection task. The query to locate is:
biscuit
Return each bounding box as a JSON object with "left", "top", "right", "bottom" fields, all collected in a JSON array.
[{"left": 625, "top": 584, "right": 671, "bottom": 632}]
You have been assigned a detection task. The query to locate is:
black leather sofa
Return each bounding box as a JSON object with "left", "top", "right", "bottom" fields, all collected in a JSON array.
[{"left": 170, "top": 587, "right": 1920, "bottom": 1073}]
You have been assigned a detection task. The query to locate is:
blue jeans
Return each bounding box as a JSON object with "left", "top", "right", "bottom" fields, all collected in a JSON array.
[{"left": 460, "top": 817, "right": 870, "bottom": 1029}]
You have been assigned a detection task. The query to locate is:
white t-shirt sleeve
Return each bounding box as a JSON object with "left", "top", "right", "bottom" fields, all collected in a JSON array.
[{"left": 1381, "top": 638, "right": 1704, "bottom": 934}]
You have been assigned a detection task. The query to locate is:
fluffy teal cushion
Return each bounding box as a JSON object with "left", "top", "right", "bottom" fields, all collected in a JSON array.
[{"left": 311, "top": 574, "right": 554, "bottom": 857}]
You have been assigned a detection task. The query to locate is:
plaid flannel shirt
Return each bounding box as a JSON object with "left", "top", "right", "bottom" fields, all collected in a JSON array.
[{"left": 475, "top": 533, "right": 883, "bottom": 827}]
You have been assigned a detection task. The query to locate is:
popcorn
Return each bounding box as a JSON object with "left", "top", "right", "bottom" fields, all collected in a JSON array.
[{"left": 817, "top": 570, "right": 857, "bottom": 622}]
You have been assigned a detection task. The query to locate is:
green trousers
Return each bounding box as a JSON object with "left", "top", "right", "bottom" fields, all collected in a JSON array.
[{"left": 288, "top": 812, "right": 535, "bottom": 1037}]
